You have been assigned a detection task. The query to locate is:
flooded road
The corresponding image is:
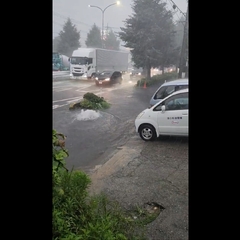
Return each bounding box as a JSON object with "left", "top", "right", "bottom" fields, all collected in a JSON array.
[{"left": 53, "top": 78, "right": 156, "bottom": 171}]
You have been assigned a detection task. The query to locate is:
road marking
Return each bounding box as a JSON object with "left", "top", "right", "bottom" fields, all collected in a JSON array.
[
  {"left": 67, "top": 98, "right": 82, "bottom": 103},
  {"left": 53, "top": 96, "right": 82, "bottom": 103},
  {"left": 53, "top": 105, "right": 60, "bottom": 109},
  {"left": 53, "top": 98, "right": 82, "bottom": 110},
  {"left": 53, "top": 103, "right": 69, "bottom": 109},
  {"left": 54, "top": 88, "right": 72, "bottom": 92}
]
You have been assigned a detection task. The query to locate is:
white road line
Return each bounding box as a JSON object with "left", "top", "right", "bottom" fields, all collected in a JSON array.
[
  {"left": 53, "top": 96, "right": 82, "bottom": 103},
  {"left": 53, "top": 103, "right": 69, "bottom": 109},
  {"left": 67, "top": 98, "right": 82, "bottom": 103},
  {"left": 54, "top": 88, "right": 72, "bottom": 92},
  {"left": 53, "top": 98, "right": 82, "bottom": 110}
]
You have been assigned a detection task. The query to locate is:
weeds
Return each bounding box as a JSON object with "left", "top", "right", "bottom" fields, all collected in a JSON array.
[{"left": 52, "top": 129, "right": 147, "bottom": 240}]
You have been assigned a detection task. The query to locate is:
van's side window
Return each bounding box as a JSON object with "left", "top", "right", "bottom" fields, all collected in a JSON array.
[
  {"left": 155, "top": 86, "right": 175, "bottom": 99},
  {"left": 165, "top": 93, "right": 188, "bottom": 110},
  {"left": 154, "top": 85, "right": 188, "bottom": 100}
]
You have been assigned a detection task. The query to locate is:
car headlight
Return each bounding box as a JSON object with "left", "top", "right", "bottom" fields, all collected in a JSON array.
[
  {"left": 95, "top": 77, "right": 98, "bottom": 80},
  {"left": 104, "top": 78, "right": 110, "bottom": 81}
]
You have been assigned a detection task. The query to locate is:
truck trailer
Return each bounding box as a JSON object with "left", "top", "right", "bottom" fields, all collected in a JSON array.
[{"left": 69, "top": 48, "right": 129, "bottom": 79}]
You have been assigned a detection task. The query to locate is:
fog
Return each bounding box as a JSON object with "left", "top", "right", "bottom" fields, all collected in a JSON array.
[{"left": 53, "top": 0, "right": 187, "bottom": 48}]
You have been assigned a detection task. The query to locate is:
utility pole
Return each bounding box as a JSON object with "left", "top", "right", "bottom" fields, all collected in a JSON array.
[{"left": 178, "top": 4, "right": 188, "bottom": 78}]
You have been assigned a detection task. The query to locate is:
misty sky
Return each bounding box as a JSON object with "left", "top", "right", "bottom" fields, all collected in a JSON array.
[{"left": 53, "top": 0, "right": 187, "bottom": 48}]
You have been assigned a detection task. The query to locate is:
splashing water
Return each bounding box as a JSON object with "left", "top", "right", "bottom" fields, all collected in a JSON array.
[{"left": 75, "top": 109, "right": 101, "bottom": 121}]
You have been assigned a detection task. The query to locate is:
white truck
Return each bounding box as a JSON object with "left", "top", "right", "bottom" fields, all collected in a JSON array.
[{"left": 69, "top": 48, "right": 129, "bottom": 79}]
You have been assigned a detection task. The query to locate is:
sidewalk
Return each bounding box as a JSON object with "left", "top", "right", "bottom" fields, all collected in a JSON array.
[{"left": 88, "top": 126, "right": 188, "bottom": 240}]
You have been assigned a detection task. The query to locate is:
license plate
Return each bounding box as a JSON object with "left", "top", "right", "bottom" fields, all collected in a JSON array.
[{"left": 99, "top": 82, "right": 102, "bottom": 84}]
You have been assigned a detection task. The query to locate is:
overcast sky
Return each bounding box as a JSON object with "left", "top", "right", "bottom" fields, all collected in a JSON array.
[{"left": 53, "top": 0, "right": 187, "bottom": 47}]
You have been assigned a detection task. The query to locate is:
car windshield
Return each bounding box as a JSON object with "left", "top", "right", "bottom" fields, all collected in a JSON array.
[{"left": 98, "top": 72, "right": 112, "bottom": 77}]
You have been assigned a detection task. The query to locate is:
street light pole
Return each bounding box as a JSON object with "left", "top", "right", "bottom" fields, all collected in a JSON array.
[
  {"left": 178, "top": 4, "right": 188, "bottom": 78},
  {"left": 88, "top": 1, "right": 120, "bottom": 49}
]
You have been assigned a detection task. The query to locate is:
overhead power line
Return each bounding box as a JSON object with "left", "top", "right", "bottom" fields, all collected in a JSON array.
[{"left": 168, "top": 0, "right": 186, "bottom": 17}]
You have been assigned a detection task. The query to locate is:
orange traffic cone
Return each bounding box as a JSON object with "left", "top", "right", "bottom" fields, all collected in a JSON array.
[{"left": 143, "top": 81, "right": 147, "bottom": 89}]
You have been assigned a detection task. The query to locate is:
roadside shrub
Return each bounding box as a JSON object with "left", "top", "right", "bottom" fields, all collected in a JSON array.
[
  {"left": 52, "top": 129, "right": 147, "bottom": 240},
  {"left": 136, "top": 71, "right": 178, "bottom": 87}
]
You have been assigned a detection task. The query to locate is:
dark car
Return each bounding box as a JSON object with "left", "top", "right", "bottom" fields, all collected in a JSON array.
[
  {"left": 129, "top": 68, "right": 143, "bottom": 79},
  {"left": 95, "top": 71, "right": 123, "bottom": 86}
]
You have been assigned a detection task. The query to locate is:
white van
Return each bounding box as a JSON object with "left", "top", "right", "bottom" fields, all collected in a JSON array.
[
  {"left": 135, "top": 88, "right": 188, "bottom": 141},
  {"left": 149, "top": 78, "right": 188, "bottom": 107}
]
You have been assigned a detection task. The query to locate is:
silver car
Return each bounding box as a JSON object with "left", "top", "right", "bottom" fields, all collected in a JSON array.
[{"left": 149, "top": 78, "right": 188, "bottom": 107}]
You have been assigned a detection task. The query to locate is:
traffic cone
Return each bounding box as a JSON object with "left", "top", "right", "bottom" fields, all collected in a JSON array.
[{"left": 143, "top": 81, "right": 147, "bottom": 89}]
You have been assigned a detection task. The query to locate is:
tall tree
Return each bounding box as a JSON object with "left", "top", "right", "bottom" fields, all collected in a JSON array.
[
  {"left": 53, "top": 36, "right": 60, "bottom": 52},
  {"left": 85, "top": 24, "right": 102, "bottom": 48},
  {"left": 118, "top": 0, "right": 177, "bottom": 79},
  {"left": 57, "top": 18, "right": 80, "bottom": 57},
  {"left": 104, "top": 29, "right": 120, "bottom": 50}
]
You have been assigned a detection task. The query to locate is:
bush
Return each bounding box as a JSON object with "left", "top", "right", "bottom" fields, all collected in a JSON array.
[
  {"left": 52, "top": 129, "right": 147, "bottom": 240},
  {"left": 136, "top": 71, "right": 178, "bottom": 87}
]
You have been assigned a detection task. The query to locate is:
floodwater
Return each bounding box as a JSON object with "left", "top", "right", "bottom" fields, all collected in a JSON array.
[{"left": 74, "top": 109, "right": 102, "bottom": 121}]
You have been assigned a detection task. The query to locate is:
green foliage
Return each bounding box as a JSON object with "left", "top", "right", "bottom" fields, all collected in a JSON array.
[
  {"left": 52, "top": 129, "right": 69, "bottom": 183},
  {"left": 136, "top": 71, "right": 178, "bottom": 87},
  {"left": 69, "top": 92, "right": 111, "bottom": 110},
  {"left": 80, "top": 92, "right": 109, "bottom": 110},
  {"left": 85, "top": 24, "right": 121, "bottom": 50},
  {"left": 119, "top": 0, "right": 179, "bottom": 78},
  {"left": 57, "top": 18, "right": 81, "bottom": 57},
  {"left": 52, "top": 129, "right": 147, "bottom": 240},
  {"left": 85, "top": 24, "right": 102, "bottom": 48},
  {"left": 79, "top": 99, "right": 110, "bottom": 110},
  {"left": 104, "top": 29, "right": 120, "bottom": 50},
  {"left": 53, "top": 170, "right": 92, "bottom": 240},
  {"left": 83, "top": 92, "right": 104, "bottom": 103}
]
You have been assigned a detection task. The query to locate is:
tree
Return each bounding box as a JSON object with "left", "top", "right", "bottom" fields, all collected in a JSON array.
[
  {"left": 85, "top": 24, "right": 102, "bottom": 48},
  {"left": 118, "top": 0, "right": 177, "bottom": 79},
  {"left": 57, "top": 18, "right": 80, "bottom": 57},
  {"left": 104, "top": 29, "right": 120, "bottom": 50},
  {"left": 53, "top": 36, "right": 60, "bottom": 52}
]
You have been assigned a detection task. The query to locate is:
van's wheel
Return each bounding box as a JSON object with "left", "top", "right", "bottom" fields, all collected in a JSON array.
[{"left": 139, "top": 124, "right": 157, "bottom": 141}]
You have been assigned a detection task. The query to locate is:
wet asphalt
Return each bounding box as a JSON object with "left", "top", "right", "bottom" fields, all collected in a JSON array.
[{"left": 88, "top": 83, "right": 188, "bottom": 240}]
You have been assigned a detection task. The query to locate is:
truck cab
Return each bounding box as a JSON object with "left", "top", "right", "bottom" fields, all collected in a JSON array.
[{"left": 69, "top": 48, "right": 96, "bottom": 79}]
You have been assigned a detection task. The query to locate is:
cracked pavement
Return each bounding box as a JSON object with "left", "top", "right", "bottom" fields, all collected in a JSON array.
[{"left": 89, "top": 123, "right": 188, "bottom": 240}]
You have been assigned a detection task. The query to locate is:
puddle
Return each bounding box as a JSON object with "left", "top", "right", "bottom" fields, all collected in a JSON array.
[{"left": 75, "top": 109, "right": 102, "bottom": 121}]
